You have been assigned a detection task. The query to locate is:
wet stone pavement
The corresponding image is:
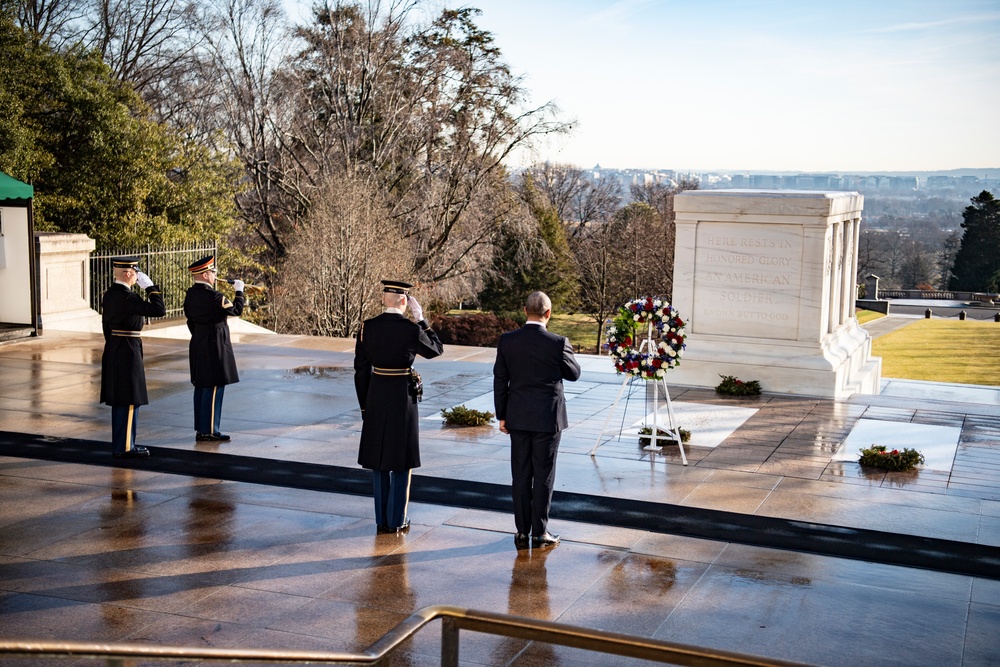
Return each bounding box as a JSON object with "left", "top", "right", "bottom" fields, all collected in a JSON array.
[{"left": 1, "top": 329, "right": 999, "bottom": 666}]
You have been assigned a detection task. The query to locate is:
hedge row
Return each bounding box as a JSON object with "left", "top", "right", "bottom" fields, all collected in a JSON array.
[{"left": 429, "top": 313, "right": 520, "bottom": 348}]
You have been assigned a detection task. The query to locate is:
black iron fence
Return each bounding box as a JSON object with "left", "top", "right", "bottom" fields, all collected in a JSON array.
[{"left": 90, "top": 243, "right": 217, "bottom": 319}]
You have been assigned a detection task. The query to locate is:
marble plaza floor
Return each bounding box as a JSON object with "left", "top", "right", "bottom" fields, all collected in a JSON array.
[{"left": 1, "top": 324, "right": 999, "bottom": 666}]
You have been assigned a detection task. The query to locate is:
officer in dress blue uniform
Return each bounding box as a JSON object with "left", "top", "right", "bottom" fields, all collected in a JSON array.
[
  {"left": 183, "top": 256, "right": 244, "bottom": 442},
  {"left": 354, "top": 280, "right": 443, "bottom": 534},
  {"left": 100, "top": 257, "right": 166, "bottom": 458}
]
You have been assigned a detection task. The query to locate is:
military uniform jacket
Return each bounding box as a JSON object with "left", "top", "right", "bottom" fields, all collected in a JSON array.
[
  {"left": 100, "top": 283, "right": 166, "bottom": 406},
  {"left": 184, "top": 283, "right": 244, "bottom": 387},
  {"left": 493, "top": 324, "right": 581, "bottom": 433},
  {"left": 354, "top": 313, "right": 444, "bottom": 471}
]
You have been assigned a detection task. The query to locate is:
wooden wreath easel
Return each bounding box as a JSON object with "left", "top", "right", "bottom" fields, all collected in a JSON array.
[{"left": 589, "top": 319, "right": 688, "bottom": 465}]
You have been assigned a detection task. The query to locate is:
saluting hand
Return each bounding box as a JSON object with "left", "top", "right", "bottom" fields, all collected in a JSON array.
[
  {"left": 407, "top": 295, "right": 424, "bottom": 322},
  {"left": 135, "top": 271, "right": 154, "bottom": 289}
]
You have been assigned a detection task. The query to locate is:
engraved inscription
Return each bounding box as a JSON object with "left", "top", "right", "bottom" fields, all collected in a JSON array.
[{"left": 694, "top": 223, "right": 803, "bottom": 340}]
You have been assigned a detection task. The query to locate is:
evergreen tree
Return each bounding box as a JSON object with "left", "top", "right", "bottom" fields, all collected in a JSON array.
[
  {"left": 0, "top": 14, "right": 240, "bottom": 247},
  {"left": 949, "top": 191, "right": 1000, "bottom": 292},
  {"left": 523, "top": 175, "right": 580, "bottom": 310},
  {"left": 479, "top": 174, "right": 579, "bottom": 313}
]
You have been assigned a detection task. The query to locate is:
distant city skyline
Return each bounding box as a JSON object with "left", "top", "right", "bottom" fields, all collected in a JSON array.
[{"left": 458, "top": 0, "right": 1000, "bottom": 173}]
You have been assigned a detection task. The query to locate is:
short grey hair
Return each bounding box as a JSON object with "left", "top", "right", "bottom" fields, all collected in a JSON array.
[
  {"left": 382, "top": 291, "right": 406, "bottom": 308},
  {"left": 525, "top": 291, "right": 551, "bottom": 317}
]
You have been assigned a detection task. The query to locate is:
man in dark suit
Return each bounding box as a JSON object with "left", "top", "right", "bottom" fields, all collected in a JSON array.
[
  {"left": 100, "top": 256, "right": 166, "bottom": 458},
  {"left": 355, "top": 280, "right": 443, "bottom": 534},
  {"left": 183, "top": 256, "right": 244, "bottom": 442},
  {"left": 494, "top": 291, "right": 581, "bottom": 548}
]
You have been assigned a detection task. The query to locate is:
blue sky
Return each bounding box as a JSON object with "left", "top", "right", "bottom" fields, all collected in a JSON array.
[{"left": 287, "top": 0, "right": 1000, "bottom": 172}]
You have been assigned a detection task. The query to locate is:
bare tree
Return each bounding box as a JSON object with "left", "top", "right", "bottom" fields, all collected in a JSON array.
[
  {"left": 899, "top": 241, "right": 937, "bottom": 289},
  {"left": 615, "top": 202, "right": 673, "bottom": 299},
  {"left": 630, "top": 177, "right": 698, "bottom": 222},
  {"left": 197, "top": 0, "right": 296, "bottom": 260},
  {"left": 16, "top": 0, "right": 89, "bottom": 46},
  {"left": 271, "top": 174, "right": 411, "bottom": 337},
  {"left": 570, "top": 174, "right": 622, "bottom": 234},
  {"left": 90, "top": 0, "right": 200, "bottom": 98},
  {"left": 283, "top": 2, "right": 570, "bottom": 293},
  {"left": 572, "top": 218, "right": 630, "bottom": 352},
  {"left": 527, "top": 162, "right": 586, "bottom": 222},
  {"left": 628, "top": 178, "right": 698, "bottom": 300},
  {"left": 856, "top": 227, "right": 888, "bottom": 283}
]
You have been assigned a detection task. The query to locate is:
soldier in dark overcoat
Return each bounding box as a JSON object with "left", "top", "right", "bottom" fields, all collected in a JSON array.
[
  {"left": 354, "top": 280, "right": 443, "bottom": 533},
  {"left": 100, "top": 257, "right": 166, "bottom": 458},
  {"left": 183, "top": 256, "right": 244, "bottom": 442}
]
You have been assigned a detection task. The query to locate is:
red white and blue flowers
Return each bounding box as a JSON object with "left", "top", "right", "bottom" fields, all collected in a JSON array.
[{"left": 606, "top": 297, "right": 686, "bottom": 379}]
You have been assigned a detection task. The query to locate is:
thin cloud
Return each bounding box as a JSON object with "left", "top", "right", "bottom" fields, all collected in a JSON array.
[
  {"left": 867, "top": 12, "right": 1000, "bottom": 33},
  {"left": 576, "top": 0, "right": 668, "bottom": 27}
]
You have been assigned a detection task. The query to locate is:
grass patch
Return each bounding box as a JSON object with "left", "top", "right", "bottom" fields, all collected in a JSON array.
[
  {"left": 444, "top": 310, "right": 603, "bottom": 353},
  {"left": 547, "top": 313, "right": 603, "bottom": 353},
  {"left": 855, "top": 309, "right": 885, "bottom": 325},
  {"left": 872, "top": 319, "right": 1000, "bottom": 386}
]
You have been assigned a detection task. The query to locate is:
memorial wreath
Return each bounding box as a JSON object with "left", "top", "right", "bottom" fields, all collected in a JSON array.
[{"left": 606, "top": 297, "right": 686, "bottom": 379}]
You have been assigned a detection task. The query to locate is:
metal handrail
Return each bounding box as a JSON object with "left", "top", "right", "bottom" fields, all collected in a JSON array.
[{"left": 0, "top": 605, "right": 818, "bottom": 667}]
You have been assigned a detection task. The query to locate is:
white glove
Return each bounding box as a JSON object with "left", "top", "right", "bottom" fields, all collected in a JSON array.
[
  {"left": 407, "top": 295, "right": 423, "bottom": 322},
  {"left": 135, "top": 271, "right": 154, "bottom": 289},
  {"left": 233, "top": 279, "right": 245, "bottom": 293}
]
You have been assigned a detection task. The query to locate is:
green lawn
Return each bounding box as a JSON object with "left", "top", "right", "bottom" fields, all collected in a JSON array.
[
  {"left": 855, "top": 309, "right": 885, "bottom": 325},
  {"left": 872, "top": 319, "right": 1000, "bottom": 386},
  {"left": 547, "top": 313, "right": 604, "bottom": 353}
]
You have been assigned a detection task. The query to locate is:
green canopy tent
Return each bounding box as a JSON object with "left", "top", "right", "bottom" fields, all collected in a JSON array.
[
  {"left": 0, "top": 171, "right": 34, "bottom": 203},
  {"left": 0, "top": 171, "right": 39, "bottom": 340}
]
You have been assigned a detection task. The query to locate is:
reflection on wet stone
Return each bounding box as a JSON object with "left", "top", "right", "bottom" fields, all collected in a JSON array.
[
  {"left": 2, "top": 330, "right": 1000, "bottom": 665},
  {"left": 287, "top": 366, "right": 351, "bottom": 379},
  {"left": 608, "top": 557, "right": 677, "bottom": 598}
]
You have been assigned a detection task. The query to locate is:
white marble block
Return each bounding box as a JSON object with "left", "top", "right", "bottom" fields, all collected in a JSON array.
[
  {"left": 36, "top": 232, "right": 102, "bottom": 332},
  {"left": 669, "top": 190, "right": 881, "bottom": 398}
]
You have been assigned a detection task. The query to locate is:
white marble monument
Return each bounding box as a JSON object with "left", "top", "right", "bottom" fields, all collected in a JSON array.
[{"left": 669, "top": 190, "right": 881, "bottom": 398}]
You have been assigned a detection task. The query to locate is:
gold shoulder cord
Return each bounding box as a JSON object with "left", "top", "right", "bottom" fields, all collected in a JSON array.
[{"left": 359, "top": 322, "right": 364, "bottom": 343}]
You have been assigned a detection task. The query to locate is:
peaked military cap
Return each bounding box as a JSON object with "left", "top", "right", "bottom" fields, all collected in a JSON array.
[
  {"left": 381, "top": 280, "right": 413, "bottom": 294},
  {"left": 188, "top": 255, "right": 216, "bottom": 274},
  {"left": 111, "top": 256, "right": 140, "bottom": 269}
]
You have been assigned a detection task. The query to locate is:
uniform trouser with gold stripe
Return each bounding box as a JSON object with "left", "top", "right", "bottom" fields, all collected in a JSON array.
[
  {"left": 372, "top": 470, "right": 411, "bottom": 529},
  {"left": 193, "top": 385, "right": 225, "bottom": 435},
  {"left": 111, "top": 405, "right": 139, "bottom": 455}
]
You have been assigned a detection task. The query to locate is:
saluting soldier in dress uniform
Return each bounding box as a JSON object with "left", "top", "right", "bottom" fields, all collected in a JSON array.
[
  {"left": 183, "top": 256, "right": 244, "bottom": 442},
  {"left": 100, "top": 257, "right": 166, "bottom": 458},
  {"left": 354, "top": 280, "right": 443, "bottom": 534}
]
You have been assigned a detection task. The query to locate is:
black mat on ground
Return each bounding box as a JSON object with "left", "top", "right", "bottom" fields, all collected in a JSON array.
[{"left": 3, "top": 430, "right": 999, "bottom": 580}]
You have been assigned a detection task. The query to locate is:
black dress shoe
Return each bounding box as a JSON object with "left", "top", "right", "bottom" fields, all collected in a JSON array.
[
  {"left": 396, "top": 520, "right": 411, "bottom": 534},
  {"left": 113, "top": 446, "right": 150, "bottom": 459},
  {"left": 531, "top": 532, "right": 560, "bottom": 547},
  {"left": 196, "top": 432, "right": 231, "bottom": 442},
  {"left": 514, "top": 533, "right": 530, "bottom": 548},
  {"left": 376, "top": 525, "right": 395, "bottom": 534}
]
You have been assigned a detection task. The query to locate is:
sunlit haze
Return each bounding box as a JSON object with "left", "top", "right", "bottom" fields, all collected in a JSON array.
[{"left": 288, "top": 0, "right": 1000, "bottom": 173}]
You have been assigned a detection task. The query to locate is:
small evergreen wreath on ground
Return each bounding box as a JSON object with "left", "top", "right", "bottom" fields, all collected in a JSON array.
[
  {"left": 858, "top": 444, "right": 924, "bottom": 471},
  {"left": 606, "top": 297, "right": 686, "bottom": 380},
  {"left": 715, "top": 374, "right": 762, "bottom": 396},
  {"left": 441, "top": 405, "right": 495, "bottom": 426}
]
